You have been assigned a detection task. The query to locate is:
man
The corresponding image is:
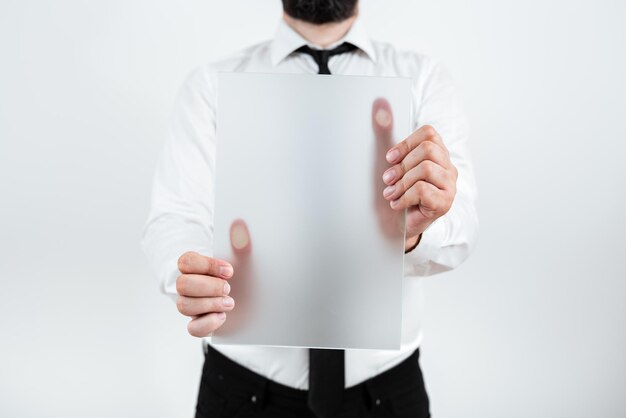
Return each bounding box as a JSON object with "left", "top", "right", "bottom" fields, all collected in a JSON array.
[{"left": 142, "top": 0, "right": 478, "bottom": 417}]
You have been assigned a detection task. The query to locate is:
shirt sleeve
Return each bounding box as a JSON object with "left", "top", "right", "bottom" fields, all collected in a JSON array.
[
  {"left": 142, "top": 67, "right": 218, "bottom": 301},
  {"left": 403, "top": 58, "right": 479, "bottom": 277}
]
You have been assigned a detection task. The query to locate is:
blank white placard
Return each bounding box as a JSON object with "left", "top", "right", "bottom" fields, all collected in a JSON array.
[{"left": 211, "top": 72, "right": 411, "bottom": 350}]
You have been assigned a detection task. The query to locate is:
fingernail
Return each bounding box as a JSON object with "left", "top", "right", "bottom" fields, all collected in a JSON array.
[
  {"left": 375, "top": 108, "right": 391, "bottom": 128},
  {"left": 223, "top": 282, "right": 231, "bottom": 295},
  {"left": 217, "top": 312, "right": 226, "bottom": 320},
  {"left": 231, "top": 221, "right": 250, "bottom": 251},
  {"left": 382, "top": 168, "right": 395, "bottom": 184},
  {"left": 222, "top": 296, "right": 234, "bottom": 307},
  {"left": 386, "top": 148, "right": 400, "bottom": 163},
  {"left": 383, "top": 185, "right": 396, "bottom": 198},
  {"left": 219, "top": 264, "right": 233, "bottom": 278}
]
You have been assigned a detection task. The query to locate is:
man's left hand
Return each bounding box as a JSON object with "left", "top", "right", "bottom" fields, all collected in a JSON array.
[{"left": 382, "top": 124, "right": 458, "bottom": 245}]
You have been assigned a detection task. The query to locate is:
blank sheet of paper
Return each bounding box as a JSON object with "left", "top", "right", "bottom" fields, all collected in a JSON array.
[{"left": 211, "top": 72, "right": 411, "bottom": 350}]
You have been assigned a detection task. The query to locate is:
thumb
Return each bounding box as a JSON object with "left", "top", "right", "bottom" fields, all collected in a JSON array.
[
  {"left": 230, "top": 219, "right": 252, "bottom": 255},
  {"left": 372, "top": 97, "right": 394, "bottom": 148},
  {"left": 371, "top": 98, "right": 404, "bottom": 238}
]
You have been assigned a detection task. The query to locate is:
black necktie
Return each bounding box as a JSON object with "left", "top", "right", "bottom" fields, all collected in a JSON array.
[
  {"left": 295, "top": 42, "right": 357, "bottom": 75},
  {"left": 295, "top": 41, "right": 356, "bottom": 418},
  {"left": 308, "top": 348, "right": 345, "bottom": 418}
]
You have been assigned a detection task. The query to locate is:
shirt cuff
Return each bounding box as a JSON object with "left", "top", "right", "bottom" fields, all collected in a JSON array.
[{"left": 404, "top": 216, "right": 448, "bottom": 268}]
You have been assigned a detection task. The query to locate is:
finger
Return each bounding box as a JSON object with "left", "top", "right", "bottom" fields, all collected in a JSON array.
[
  {"left": 176, "top": 295, "right": 235, "bottom": 317},
  {"left": 187, "top": 312, "right": 227, "bottom": 338},
  {"left": 386, "top": 125, "right": 446, "bottom": 164},
  {"left": 403, "top": 140, "right": 452, "bottom": 170},
  {"left": 177, "top": 251, "right": 233, "bottom": 278},
  {"left": 383, "top": 161, "right": 452, "bottom": 201},
  {"left": 382, "top": 141, "right": 452, "bottom": 186},
  {"left": 230, "top": 219, "right": 252, "bottom": 255},
  {"left": 390, "top": 180, "right": 448, "bottom": 212},
  {"left": 176, "top": 274, "right": 231, "bottom": 297}
]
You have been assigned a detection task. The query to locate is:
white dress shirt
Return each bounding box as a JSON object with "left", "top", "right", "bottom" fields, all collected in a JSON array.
[{"left": 142, "top": 17, "right": 478, "bottom": 389}]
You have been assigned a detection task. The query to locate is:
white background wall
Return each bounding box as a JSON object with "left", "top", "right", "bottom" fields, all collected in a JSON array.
[{"left": 1, "top": 1, "right": 625, "bottom": 417}]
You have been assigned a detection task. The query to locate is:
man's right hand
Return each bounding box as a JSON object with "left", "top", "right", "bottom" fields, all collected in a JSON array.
[
  {"left": 175, "top": 219, "right": 251, "bottom": 337},
  {"left": 176, "top": 251, "right": 235, "bottom": 337}
]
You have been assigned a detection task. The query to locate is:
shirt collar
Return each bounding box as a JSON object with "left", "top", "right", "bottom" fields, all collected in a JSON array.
[{"left": 270, "top": 17, "right": 377, "bottom": 67}]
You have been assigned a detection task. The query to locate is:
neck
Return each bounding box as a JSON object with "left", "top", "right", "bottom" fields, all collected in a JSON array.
[{"left": 283, "top": 13, "right": 358, "bottom": 48}]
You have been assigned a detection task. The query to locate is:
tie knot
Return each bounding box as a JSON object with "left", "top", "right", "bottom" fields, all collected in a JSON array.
[{"left": 295, "top": 42, "right": 358, "bottom": 75}]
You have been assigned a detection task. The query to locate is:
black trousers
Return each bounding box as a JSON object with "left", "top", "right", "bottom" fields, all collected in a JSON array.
[{"left": 195, "top": 344, "right": 430, "bottom": 418}]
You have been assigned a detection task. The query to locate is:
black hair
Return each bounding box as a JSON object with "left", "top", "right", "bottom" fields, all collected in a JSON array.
[{"left": 281, "top": 0, "right": 358, "bottom": 24}]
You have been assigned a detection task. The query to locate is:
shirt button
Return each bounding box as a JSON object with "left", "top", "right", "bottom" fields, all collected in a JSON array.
[
  {"left": 251, "top": 395, "right": 257, "bottom": 403},
  {"left": 375, "top": 398, "right": 381, "bottom": 406}
]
